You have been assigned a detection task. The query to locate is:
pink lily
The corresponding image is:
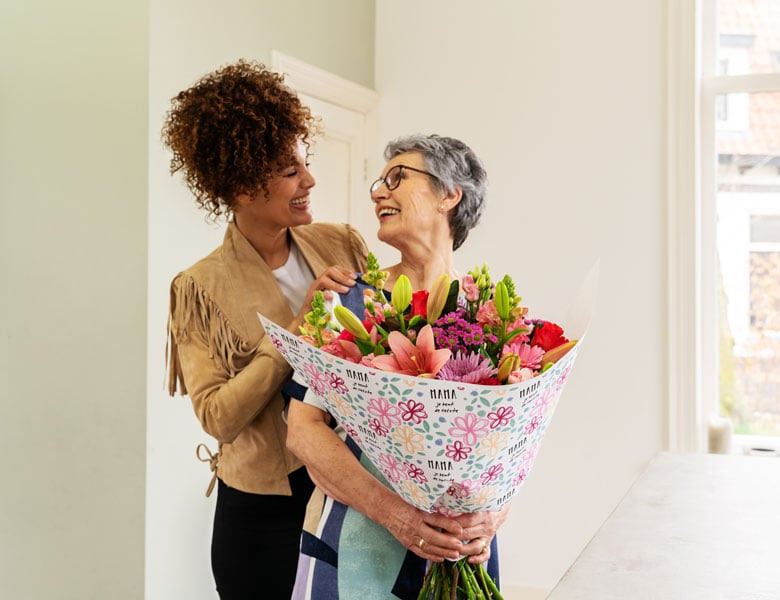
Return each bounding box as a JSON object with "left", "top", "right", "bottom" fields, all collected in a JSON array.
[
  {"left": 321, "top": 338, "right": 366, "bottom": 363},
  {"left": 371, "top": 325, "right": 451, "bottom": 378}
]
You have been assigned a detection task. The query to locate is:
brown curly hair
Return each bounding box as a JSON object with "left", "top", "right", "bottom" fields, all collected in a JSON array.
[{"left": 162, "top": 60, "right": 316, "bottom": 218}]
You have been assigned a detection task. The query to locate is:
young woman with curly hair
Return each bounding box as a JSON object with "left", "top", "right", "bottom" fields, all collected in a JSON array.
[{"left": 163, "top": 60, "right": 368, "bottom": 599}]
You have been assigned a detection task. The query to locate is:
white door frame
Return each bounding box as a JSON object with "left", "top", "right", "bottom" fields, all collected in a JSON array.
[{"left": 271, "top": 51, "right": 380, "bottom": 232}]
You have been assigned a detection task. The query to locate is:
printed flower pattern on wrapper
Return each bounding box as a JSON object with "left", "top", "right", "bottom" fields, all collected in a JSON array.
[{"left": 260, "top": 315, "right": 580, "bottom": 513}]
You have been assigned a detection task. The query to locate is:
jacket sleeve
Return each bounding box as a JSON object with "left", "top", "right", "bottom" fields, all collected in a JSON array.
[{"left": 167, "top": 273, "right": 291, "bottom": 443}]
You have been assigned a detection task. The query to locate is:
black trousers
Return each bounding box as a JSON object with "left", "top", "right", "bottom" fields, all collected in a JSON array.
[{"left": 211, "top": 467, "right": 315, "bottom": 600}]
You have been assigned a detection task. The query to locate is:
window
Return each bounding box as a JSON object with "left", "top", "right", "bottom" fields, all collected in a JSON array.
[
  {"left": 667, "top": 0, "right": 780, "bottom": 453},
  {"left": 706, "top": 0, "right": 780, "bottom": 447}
]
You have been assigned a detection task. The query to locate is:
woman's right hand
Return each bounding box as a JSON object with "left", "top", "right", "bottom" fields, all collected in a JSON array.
[
  {"left": 303, "top": 266, "right": 357, "bottom": 310},
  {"left": 287, "top": 402, "right": 466, "bottom": 562},
  {"left": 378, "top": 494, "right": 466, "bottom": 563}
]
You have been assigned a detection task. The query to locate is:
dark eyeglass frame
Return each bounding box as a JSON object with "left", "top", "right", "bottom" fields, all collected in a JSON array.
[{"left": 369, "top": 164, "right": 438, "bottom": 195}]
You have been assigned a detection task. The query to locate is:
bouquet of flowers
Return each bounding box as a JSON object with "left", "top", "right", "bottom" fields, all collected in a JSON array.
[{"left": 259, "top": 254, "right": 585, "bottom": 600}]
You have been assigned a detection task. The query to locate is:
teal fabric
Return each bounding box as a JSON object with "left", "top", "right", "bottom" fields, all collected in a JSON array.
[{"left": 338, "top": 456, "right": 409, "bottom": 597}]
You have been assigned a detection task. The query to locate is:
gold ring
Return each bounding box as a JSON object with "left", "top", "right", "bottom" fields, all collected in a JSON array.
[
  {"left": 417, "top": 537, "right": 426, "bottom": 550},
  {"left": 480, "top": 541, "right": 488, "bottom": 554}
]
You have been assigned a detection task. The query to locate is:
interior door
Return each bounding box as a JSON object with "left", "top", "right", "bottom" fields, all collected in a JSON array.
[
  {"left": 298, "top": 92, "right": 365, "bottom": 226},
  {"left": 270, "top": 51, "right": 395, "bottom": 264}
]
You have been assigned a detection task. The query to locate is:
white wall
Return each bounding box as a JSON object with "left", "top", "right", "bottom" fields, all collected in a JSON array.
[
  {"left": 146, "top": 2, "right": 375, "bottom": 599},
  {"left": 375, "top": 1, "right": 667, "bottom": 595},
  {"left": 3, "top": 0, "right": 670, "bottom": 598},
  {"left": 1, "top": 1, "right": 148, "bottom": 598}
]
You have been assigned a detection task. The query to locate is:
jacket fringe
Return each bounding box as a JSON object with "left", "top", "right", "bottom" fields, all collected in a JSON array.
[{"left": 166, "top": 273, "right": 256, "bottom": 396}]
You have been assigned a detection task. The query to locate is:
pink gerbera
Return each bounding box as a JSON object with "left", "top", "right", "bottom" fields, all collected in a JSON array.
[{"left": 503, "top": 341, "right": 545, "bottom": 370}]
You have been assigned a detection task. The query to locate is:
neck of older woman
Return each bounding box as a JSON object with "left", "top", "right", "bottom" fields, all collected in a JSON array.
[
  {"left": 389, "top": 248, "right": 457, "bottom": 291},
  {"left": 233, "top": 213, "right": 290, "bottom": 270}
]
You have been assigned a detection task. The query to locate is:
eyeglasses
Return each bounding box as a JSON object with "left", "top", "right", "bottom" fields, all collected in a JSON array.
[{"left": 369, "top": 164, "right": 438, "bottom": 195}]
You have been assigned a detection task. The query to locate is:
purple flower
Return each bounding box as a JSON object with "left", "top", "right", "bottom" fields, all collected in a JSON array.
[{"left": 436, "top": 352, "right": 496, "bottom": 384}]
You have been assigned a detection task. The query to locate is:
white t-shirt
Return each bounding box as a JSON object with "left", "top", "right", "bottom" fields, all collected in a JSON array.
[
  {"left": 272, "top": 242, "right": 340, "bottom": 418},
  {"left": 272, "top": 241, "right": 314, "bottom": 312}
]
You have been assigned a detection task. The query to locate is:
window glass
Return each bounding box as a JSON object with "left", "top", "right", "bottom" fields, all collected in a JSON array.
[
  {"left": 716, "top": 89, "right": 780, "bottom": 436},
  {"left": 718, "top": 0, "right": 780, "bottom": 76}
]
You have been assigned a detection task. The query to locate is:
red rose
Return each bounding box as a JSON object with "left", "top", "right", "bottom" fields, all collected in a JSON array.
[
  {"left": 338, "top": 319, "right": 372, "bottom": 342},
  {"left": 337, "top": 328, "right": 356, "bottom": 342},
  {"left": 531, "top": 321, "right": 569, "bottom": 351},
  {"left": 411, "top": 290, "right": 429, "bottom": 318},
  {"left": 477, "top": 376, "right": 502, "bottom": 386}
]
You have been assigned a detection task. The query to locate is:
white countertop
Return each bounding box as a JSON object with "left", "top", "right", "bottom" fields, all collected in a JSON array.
[{"left": 548, "top": 452, "right": 780, "bottom": 600}]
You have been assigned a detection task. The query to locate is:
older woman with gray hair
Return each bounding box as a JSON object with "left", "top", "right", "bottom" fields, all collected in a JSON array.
[{"left": 286, "top": 134, "right": 505, "bottom": 600}]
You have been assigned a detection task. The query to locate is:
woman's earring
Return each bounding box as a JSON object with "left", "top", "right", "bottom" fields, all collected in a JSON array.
[{"left": 438, "top": 200, "right": 447, "bottom": 213}]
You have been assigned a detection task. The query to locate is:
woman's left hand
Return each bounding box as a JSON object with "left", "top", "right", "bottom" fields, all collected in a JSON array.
[{"left": 453, "top": 504, "right": 511, "bottom": 564}]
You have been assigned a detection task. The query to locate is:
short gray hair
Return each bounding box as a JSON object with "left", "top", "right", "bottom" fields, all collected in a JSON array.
[{"left": 384, "top": 134, "right": 487, "bottom": 251}]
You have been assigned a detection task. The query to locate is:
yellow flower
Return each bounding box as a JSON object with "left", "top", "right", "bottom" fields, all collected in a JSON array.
[
  {"left": 426, "top": 273, "right": 451, "bottom": 322},
  {"left": 391, "top": 274, "right": 412, "bottom": 316},
  {"left": 473, "top": 488, "right": 494, "bottom": 506},
  {"left": 497, "top": 353, "right": 521, "bottom": 382},
  {"left": 541, "top": 339, "right": 578, "bottom": 367},
  {"left": 401, "top": 480, "right": 428, "bottom": 505},
  {"left": 394, "top": 425, "right": 424, "bottom": 454},
  {"left": 476, "top": 431, "right": 509, "bottom": 459},
  {"left": 329, "top": 390, "right": 352, "bottom": 417}
]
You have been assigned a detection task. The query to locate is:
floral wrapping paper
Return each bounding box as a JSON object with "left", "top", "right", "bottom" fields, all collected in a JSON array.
[{"left": 260, "top": 314, "right": 583, "bottom": 514}]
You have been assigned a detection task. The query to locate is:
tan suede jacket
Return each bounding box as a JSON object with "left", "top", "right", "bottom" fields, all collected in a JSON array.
[{"left": 167, "top": 222, "right": 368, "bottom": 495}]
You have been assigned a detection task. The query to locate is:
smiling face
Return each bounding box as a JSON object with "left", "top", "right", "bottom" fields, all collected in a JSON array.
[
  {"left": 233, "top": 138, "right": 316, "bottom": 234},
  {"left": 371, "top": 151, "right": 445, "bottom": 249}
]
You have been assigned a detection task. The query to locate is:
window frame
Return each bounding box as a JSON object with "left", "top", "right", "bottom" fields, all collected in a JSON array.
[{"left": 668, "top": 0, "right": 780, "bottom": 452}]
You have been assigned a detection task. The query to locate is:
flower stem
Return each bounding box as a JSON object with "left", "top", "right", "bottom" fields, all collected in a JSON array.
[
  {"left": 419, "top": 559, "right": 501, "bottom": 599},
  {"left": 450, "top": 562, "right": 459, "bottom": 600}
]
